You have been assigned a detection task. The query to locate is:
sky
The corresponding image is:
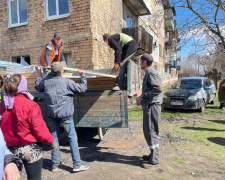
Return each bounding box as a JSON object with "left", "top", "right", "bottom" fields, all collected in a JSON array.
[{"left": 172, "top": 0, "right": 225, "bottom": 60}]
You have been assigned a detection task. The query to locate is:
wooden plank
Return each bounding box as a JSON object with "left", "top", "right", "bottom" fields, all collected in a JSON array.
[{"left": 32, "top": 65, "right": 117, "bottom": 78}]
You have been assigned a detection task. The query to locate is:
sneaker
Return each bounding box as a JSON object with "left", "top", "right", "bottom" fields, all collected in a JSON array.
[
  {"left": 52, "top": 165, "right": 58, "bottom": 172},
  {"left": 73, "top": 162, "right": 90, "bottom": 172},
  {"left": 52, "top": 162, "right": 62, "bottom": 172},
  {"left": 112, "top": 85, "right": 120, "bottom": 91}
]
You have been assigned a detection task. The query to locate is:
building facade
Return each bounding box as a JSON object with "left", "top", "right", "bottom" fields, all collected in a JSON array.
[{"left": 0, "top": 0, "right": 180, "bottom": 86}]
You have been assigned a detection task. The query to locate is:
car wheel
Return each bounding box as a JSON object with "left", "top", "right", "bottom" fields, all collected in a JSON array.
[{"left": 198, "top": 100, "right": 205, "bottom": 112}]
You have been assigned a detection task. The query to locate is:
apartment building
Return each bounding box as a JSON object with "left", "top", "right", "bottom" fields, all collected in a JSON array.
[{"left": 0, "top": 0, "right": 180, "bottom": 86}]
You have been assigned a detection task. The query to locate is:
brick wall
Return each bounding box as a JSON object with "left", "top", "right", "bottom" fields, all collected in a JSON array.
[
  {"left": 0, "top": 0, "right": 93, "bottom": 69},
  {"left": 90, "top": 0, "right": 123, "bottom": 69}
]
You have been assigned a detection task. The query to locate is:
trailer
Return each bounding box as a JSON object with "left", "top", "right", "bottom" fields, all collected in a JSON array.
[{"left": 0, "top": 58, "right": 140, "bottom": 143}]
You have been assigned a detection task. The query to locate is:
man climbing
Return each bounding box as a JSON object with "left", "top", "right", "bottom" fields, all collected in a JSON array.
[{"left": 103, "top": 33, "right": 139, "bottom": 91}]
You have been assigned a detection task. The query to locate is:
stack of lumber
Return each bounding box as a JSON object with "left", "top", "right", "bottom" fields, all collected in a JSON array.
[{"left": 1, "top": 73, "right": 116, "bottom": 92}]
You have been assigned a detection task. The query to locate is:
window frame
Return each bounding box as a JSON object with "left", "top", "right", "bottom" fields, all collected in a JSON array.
[
  {"left": 45, "top": 0, "right": 70, "bottom": 21},
  {"left": 7, "top": 0, "right": 28, "bottom": 28}
]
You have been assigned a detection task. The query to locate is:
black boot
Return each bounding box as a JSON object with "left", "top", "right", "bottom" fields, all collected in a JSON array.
[{"left": 219, "top": 103, "right": 224, "bottom": 109}]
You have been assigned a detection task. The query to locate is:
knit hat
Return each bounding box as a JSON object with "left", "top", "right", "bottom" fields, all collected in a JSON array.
[
  {"left": 51, "top": 61, "right": 66, "bottom": 73},
  {"left": 103, "top": 33, "right": 110, "bottom": 41}
]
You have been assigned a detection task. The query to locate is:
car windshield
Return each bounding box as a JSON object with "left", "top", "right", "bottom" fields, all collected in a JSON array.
[{"left": 171, "top": 79, "right": 202, "bottom": 89}]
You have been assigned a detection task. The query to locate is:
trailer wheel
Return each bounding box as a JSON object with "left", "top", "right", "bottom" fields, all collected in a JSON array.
[{"left": 98, "top": 127, "right": 106, "bottom": 140}]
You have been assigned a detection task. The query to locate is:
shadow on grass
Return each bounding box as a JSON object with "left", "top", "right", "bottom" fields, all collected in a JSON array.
[
  {"left": 208, "top": 120, "right": 225, "bottom": 125},
  {"left": 207, "top": 137, "right": 225, "bottom": 146},
  {"left": 181, "top": 127, "right": 225, "bottom": 132},
  {"left": 205, "top": 105, "right": 220, "bottom": 109}
]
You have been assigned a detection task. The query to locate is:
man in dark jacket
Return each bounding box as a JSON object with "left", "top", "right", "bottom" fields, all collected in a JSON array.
[
  {"left": 35, "top": 61, "right": 89, "bottom": 172},
  {"left": 103, "top": 33, "right": 139, "bottom": 90},
  {"left": 136, "top": 54, "right": 162, "bottom": 168}
]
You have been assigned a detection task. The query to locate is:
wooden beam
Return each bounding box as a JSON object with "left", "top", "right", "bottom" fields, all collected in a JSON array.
[{"left": 32, "top": 65, "right": 117, "bottom": 78}]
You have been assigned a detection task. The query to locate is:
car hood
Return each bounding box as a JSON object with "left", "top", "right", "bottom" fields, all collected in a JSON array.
[{"left": 165, "top": 88, "right": 201, "bottom": 97}]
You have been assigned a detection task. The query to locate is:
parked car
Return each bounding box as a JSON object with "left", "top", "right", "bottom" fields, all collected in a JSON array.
[{"left": 163, "top": 77, "right": 216, "bottom": 112}]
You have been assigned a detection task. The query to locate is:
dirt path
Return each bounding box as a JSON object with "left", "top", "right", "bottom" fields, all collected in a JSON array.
[{"left": 20, "top": 113, "right": 225, "bottom": 180}]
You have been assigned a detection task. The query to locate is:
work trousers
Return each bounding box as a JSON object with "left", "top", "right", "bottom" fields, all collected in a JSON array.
[
  {"left": 143, "top": 104, "right": 161, "bottom": 164},
  {"left": 117, "top": 40, "right": 139, "bottom": 89}
]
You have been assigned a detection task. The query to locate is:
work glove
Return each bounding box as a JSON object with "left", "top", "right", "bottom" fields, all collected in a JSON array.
[
  {"left": 51, "top": 141, "right": 59, "bottom": 152},
  {"left": 111, "top": 63, "right": 120, "bottom": 74}
]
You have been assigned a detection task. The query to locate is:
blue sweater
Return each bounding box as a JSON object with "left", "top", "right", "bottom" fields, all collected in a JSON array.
[{"left": 35, "top": 74, "right": 87, "bottom": 120}]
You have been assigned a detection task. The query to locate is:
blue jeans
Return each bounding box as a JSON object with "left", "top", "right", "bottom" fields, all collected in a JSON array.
[{"left": 48, "top": 118, "right": 81, "bottom": 166}]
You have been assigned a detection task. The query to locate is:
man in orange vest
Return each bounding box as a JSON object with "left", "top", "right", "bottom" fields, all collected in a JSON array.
[{"left": 40, "top": 33, "right": 65, "bottom": 76}]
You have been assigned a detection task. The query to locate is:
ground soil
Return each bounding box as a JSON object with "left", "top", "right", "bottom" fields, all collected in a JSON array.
[{"left": 20, "top": 113, "right": 225, "bottom": 180}]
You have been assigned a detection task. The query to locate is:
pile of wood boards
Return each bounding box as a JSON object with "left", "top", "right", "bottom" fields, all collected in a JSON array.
[{"left": 1, "top": 73, "right": 116, "bottom": 92}]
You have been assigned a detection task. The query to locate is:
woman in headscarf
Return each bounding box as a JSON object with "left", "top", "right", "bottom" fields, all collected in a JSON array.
[{"left": 0, "top": 74, "right": 58, "bottom": 180}]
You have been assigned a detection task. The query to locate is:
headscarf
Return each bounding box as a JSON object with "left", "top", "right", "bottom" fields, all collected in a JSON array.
[{"left": 4, "top": 75, "right": 34, "bottom": 109}]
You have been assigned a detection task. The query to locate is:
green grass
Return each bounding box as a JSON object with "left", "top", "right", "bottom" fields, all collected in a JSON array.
[
  {"left": 172, "top": 157, "right": 186, "bottom": 165},
  {"left": 129, "top": 87, "right": 225, "bottom": 168},
  {"left": 160, "top": 117, "right": 225, "bottom": 166}
]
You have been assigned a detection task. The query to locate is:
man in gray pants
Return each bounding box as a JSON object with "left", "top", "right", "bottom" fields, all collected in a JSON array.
[{"left": 136, "top": 54, "right": 162, "bottom": 168}]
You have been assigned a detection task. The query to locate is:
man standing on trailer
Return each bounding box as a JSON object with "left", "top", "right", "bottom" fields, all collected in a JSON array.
[
  {"left": 103, "top": 33, "right": 139, "bottom": 91},
  {"left": 40, "top": 33, "right": 66, "bottom": 76},
  {"left": 136, "top": 54, "right": 162, "bottom": 168}
]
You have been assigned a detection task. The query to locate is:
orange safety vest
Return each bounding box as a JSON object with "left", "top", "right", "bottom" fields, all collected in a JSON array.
[{"left": 40, "top": 41, "right": 64, "bottom": 66}]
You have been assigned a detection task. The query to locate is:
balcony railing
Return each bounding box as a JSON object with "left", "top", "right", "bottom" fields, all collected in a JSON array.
[
  {"left": 165, "top": 19, "right": 175, "bottom": 32},
  {"left": 122, "top": 26, "right": 153, "bottom": 54},
  {"left": 165, "top": 39, "right": 173, "bottom": 50},
  {"left": 169, "top": 60, "right": 177, "bottom": 68},
  {"left": 164, "top": 7, "right": 176, "bottom": 20},
  {"left": 169, "top": 29, "right": 178, "bottom": 39}
]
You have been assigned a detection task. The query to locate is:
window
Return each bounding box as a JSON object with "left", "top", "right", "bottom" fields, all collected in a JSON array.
[
  {"left": 12, "top": 56, "right": 30, "bottom": 65},
  {"left": 8, "top": 0, "right": 28, "bottom": 27},
  {"left": 126, "top": 11, "right": 136, "bottom": 28},
  {"left": 46, "top": 0, "right": 69, "bottom": 20},
  {"left": 159, "top": 44, "right": 162, "bottom": 57},
  {"left": 64, "top": 52, "right": 72, "bottom": 67}
]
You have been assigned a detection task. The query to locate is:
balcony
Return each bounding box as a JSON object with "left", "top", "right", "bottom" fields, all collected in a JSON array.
[
  {"left": 176, "top": 56, "right": 181, "bottom": 61},
  {"left": 169, "top": 60, "right": 177, "bottom": 68},
  {"left": 165, "top": 39, "right": 173, "bottom": 50},
  {"left": 165, "top": 19, "right": 175, "bottom": 32},
  {"left": 122, "top": 26, "right": 153, "bottom": 54},
  {"left": 123, "top": 0, "right": 151, "bottom": 16},
  {"left": 169, "top": 29, "right": 178, "bottom": 39},
  {"left": 164, "top": 7, "right": 176, "bottom": 20}
]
